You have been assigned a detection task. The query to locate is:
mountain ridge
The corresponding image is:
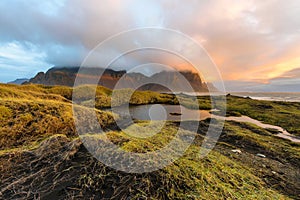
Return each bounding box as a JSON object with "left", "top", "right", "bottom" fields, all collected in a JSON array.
[
  {"left": 25, "top": 66, "right": 218, "bottom": 92},
  {"left": 8, "top": 78, "right": 29, "bottom": 85}
]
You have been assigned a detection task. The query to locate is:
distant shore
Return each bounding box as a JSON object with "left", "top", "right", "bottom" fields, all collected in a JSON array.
[
  {"left": 232, "top": 92, "right": 300, "bottom": 102},
  {"left": 175, "top": 91, "right": 300, "bottom": 103}
]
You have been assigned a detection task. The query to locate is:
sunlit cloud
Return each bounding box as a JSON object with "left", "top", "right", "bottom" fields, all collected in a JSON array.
[{"left": 0, "top": 0, "right": 299, "bottom": 91}]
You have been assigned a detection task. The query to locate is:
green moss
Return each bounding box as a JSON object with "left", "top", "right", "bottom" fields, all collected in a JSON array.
[
  {"left": 223, "top": 121, "right": 300, "bottom": 166},
  {"left": 0, "top": 83, "right": 298, "bottom": 199},
  {"left": 79, "top": 121, "right": 289, "bottom": 199},
  {"left": 221, "top": 95, "right": 300, "bottom": 136}
]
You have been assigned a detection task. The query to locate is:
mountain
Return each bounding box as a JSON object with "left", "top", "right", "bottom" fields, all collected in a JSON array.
[
  {"left": 25, "top": 67, "right": 218, "bottom": 92},
  {"left": 8, "top": 78, "right": 29, "bottom": 85}
]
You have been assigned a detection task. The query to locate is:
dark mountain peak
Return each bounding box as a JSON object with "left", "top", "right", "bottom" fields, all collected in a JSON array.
[
  {"left": 8, "top": 78, "right": 29, "bottom": 85},
  {"left": 26, "top": 66, "right": 218, "bottom": 92}
]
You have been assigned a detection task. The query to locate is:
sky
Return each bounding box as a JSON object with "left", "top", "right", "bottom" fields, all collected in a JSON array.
[{"left": 0, "top": 0, "right": 300, "bottom": 92}]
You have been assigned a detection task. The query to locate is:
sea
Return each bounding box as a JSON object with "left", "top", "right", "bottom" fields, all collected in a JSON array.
[
  {"left": 179, "top": 92, "right": 300, "bottom": 102},
  {"left": 232, "top": 92, "right": 300, "bottom": 102}
]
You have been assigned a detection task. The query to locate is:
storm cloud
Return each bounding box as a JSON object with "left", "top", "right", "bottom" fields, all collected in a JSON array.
[{"left": 0, "top": 0, "right": 300, "bottom": 91}]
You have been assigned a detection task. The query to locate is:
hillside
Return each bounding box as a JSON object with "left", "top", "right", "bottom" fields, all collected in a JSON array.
[
  {"left": 25, "top": 67, "right": 217, "bottom": 92},
  {"left": 0, "top": 84, "right": 299, "bottom": 199}
]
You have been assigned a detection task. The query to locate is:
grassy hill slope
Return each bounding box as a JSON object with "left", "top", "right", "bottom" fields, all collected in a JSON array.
[{"left": 0, "top": 84, "right": 299, "bottom": 199}]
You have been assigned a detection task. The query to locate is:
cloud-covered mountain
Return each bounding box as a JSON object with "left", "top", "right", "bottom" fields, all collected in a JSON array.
[{"left": 25, "top": 67, "right": 217, "bottom": 92}]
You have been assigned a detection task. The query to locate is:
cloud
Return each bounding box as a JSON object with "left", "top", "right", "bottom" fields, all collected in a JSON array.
[
  {"left": 224, "top": 67, "right": 300, "bottom": 92},
  {"left": 0, "top": 0, "right": 299, "bottom": 91},
  {"left": 265, "top": 67, "right": 300, "bottom": 92},
  {"left": 272, "top": 67, "right": 300, "bottom": 80},
  {"left": 0, "top": 41, "right": 51, "bottom": 82}
]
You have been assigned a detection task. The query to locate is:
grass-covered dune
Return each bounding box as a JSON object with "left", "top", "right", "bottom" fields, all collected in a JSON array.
[
  {"left": 0, "top": 83, "right": 299, "bottom": 199},
  {"left": 220, "top": 95, "right": 300, "bottom": 137},
  {"left": 185, "top": 93, "right": 300, "bottom": 137}
]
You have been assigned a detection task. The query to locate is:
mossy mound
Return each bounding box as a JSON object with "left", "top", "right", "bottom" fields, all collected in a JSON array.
[
  {"left": 0, "top": 132, "right": 289, "bottom": 200},
  {"left": 0, "top": 84, "right": 299, "bottom": 199}
]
